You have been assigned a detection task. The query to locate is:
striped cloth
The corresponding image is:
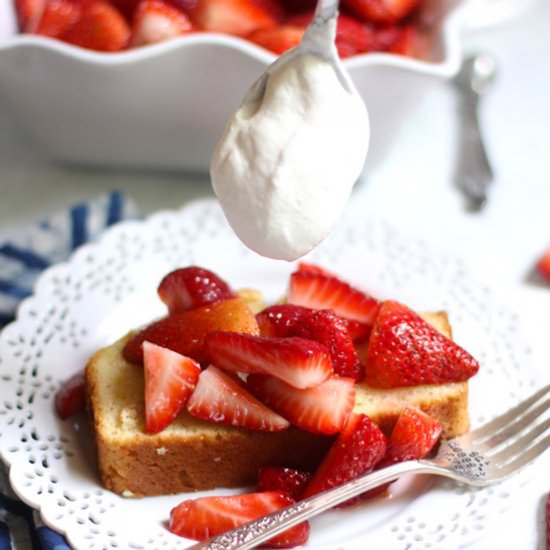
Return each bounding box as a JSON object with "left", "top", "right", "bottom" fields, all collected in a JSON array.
[{"left": 0, "top": 192, "right": 138, "bottom": 548}]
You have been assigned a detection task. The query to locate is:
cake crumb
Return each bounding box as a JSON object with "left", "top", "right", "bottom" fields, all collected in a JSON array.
[
  {"left": 122, "top": 490, "right": 135, "bottom": 498},
  {"left": 156, "top": 447, "right": 167, "bottom": 455}
]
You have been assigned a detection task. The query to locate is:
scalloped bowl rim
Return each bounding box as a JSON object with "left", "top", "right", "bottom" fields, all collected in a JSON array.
[{"left": 0, "top": 1, "right": 466, "bottom": 78}]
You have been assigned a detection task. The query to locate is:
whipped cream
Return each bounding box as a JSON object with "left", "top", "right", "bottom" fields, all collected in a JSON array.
[{"left": 210, "top": 52, "right": 369, "bottom": 261}]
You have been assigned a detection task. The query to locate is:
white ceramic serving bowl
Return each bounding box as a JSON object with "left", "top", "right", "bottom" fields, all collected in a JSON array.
[{"left": 0, "top": 0, "right": 466, "bottom": 172}]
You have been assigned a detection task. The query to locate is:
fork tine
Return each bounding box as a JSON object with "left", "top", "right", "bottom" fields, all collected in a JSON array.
[
  {"left": 488, "top": 416, "right": 550, "bottom": 463},
  {"left": 471, "top": 396, "right": 550, "bottom": 450},
  {"left": 494, "top": 432, "right": 550, "bottom": 480},
  {"left": 465, "top": 384, "right": 550, "bottom": 442}
]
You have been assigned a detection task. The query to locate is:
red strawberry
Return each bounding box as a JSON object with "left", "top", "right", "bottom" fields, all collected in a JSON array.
[
  {"left": 382, "top": 407, "right": 442, "bottom": 464},
  {"left": 546, "top": 492, "right": 550, "bottom": 550},
  {"left": 169, "top": 492, "right": 310, "bottom": 547},
  {"left": 257, "top": 305, "right": 364, "bottom": 380},
  {"left": 247, "top": 374, "right": 355, "bottom": 435},
  {"left": 35, "top": 0, "right": 80, "bottom": 38},
  {"left": 123, "top": 298, "right": 259, "bottom": 365},
  {"left": 286, "top": 11, "right": 376, "bottom": 58},
  {"left": 342, "top": 0, "right": 421, "bottom": 25},
  {"left": 302, "top": 413, "right": 387, "bottom": 502},
  {"left": 296, "top": 261, "right": 334, "bottom": 276},
  {"left": 187, "top": 366, "right": 289, "bottom": 431},
  {"left": 205, "top": 332, "right": 333, "bottom": 389},
  {"left": 379, "top": 24, "right": 418, "bottom": 56},
  {"left": 63, "top": 1, "right": 130, "bottom": 52},
  {"left": 54, "top": 370, "right": 86, "bottom": 419},
  {"left": 143, "top": 342, "right": 200, "bottom": 433},
  {"left": 186, "top": 0, "right": 277, "bottom": 37},
  {"left": 537, "top": 249, "right": 550, "bottom": 282},
  {"left": 130, "top": 0, "right": 194, "bottom": 46},
  {"left": 365, "top": 301, "right": 480, "bottom": 388},
  {"left": 110, "top": 0, "right": 141, "bottom": 20},
  {"left": 346, "top": 319, "right": 371, "bottom": 342},
  {"left": 157, "top": 266, "right": 234, "bottom": 314},
  {"left": 257, "top": 467, "right": 311, "bottom": 500},
  {"left": 15, "top": 0, "right": 45, "bottom": 32},
  {"left": 248, "top": 25, "right": 304, "bottom": 54},
  {"left": 288, "top": 270, "right": 379, "bottom": 325}
]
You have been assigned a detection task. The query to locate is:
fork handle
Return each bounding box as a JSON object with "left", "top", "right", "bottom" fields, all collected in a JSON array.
[{"left": 188, "top": 461, "right": 438, "bottom": 550}]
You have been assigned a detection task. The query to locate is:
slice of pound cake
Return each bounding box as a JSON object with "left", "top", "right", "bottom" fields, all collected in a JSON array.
[{"left": 86, "top": 304, "right": 469, "bottom": 497}]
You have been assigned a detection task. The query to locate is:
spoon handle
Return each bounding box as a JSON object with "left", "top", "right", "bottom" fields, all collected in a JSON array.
[{"left": 457, "top": 90, "right": 494, "bottom": 210}]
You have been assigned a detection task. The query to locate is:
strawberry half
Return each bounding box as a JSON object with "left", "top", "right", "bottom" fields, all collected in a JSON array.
[
  {"left": 296, "top": 261, "right": 335, "bottom": 276},
  {"left": 247, "top": 374, "right": 355, "bottom": 435},
  {"left": 169, "top": 492, "right": 310, "bottom": 547},
  {"left": 186, "top": 0, "right": 277, "bottom": 37},
  {"left": 365, "top": 300, "right": 480, "bottom": 389},
  {"left": 248, "top": 25, "right": 304, "bottom": 54},
  {"left": 382, "top": 407, "right": 442, "bottom": 465},
  {"left": 158, "top": 266, "right": 234, "bottom": 314},
  {"left": 63, "top": 0, "right": 130, "bottom": 52},
  {"left": 123, "top": 298, "right": 259, "bottom": 365},
  {"left": 35, "top": 0, "right": 81, "bottom": 38},
  {"left": 55, "top": 370, "right": 86, "bottom": 419},
  {"left": 15, "top": 0, "right": 46, "bottom": 32},
  {"left": 143, "top": 341, "right": 200, "bottom": 433},
  {"left": 187, "top": 365, "right": 289, "bottom": 431},
  {"left": 257, "top": 467, "right": 311, "bottom": 500},
  {"left": 342, "top": 0, "right": 421, "bottom": 25},
  {"left": 288, "top": 270, "right": 379, "bottom": 325},
  {"left": 205, "top": 332, "right": 333, "bottom": 389},
  {"left": 257, "top": 305, "right": 364, "bottom": 381},
  {"left": 302, "top": 413, "right": 387, "bottom": 502},
  {"left": 537, "top": 249, "right": 550, "bottom": 282},
  {"left": 130, "top": 0, "right": 193, "bottom": 46}
]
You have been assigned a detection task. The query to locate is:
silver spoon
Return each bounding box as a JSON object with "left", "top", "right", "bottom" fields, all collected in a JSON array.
[
  {"left": 454, "top": 53, "right": 497, "bottom": 211},
  {"left": 240, "top": 0, "right": 359, "bottom": 107}
]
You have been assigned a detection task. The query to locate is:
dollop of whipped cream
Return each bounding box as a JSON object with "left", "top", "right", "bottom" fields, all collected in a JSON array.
[{"left": 210, "top": 52, "right": 369, "bottom": 261}]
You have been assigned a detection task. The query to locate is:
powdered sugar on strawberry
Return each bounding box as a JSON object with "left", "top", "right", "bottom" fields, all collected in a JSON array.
[{"left": 210, "top": 52, "right": 369, "bottom": 261}]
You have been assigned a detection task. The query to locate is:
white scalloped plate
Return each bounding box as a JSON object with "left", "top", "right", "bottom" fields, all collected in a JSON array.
[{"left": 0, "top": 199, "right": 546, "bottom": 550}]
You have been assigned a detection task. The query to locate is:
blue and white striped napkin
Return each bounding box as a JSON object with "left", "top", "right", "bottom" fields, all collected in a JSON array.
[{"left": 0, "top": 191, "right": 139, "bottom": 548}]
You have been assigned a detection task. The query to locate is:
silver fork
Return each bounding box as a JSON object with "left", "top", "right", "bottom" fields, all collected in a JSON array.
[{"left": 189, "top": 383, "right": 550, "bottom": 550}]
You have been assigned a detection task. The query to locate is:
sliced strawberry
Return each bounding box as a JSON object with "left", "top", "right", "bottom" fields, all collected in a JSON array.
[
  {"left": 296, "top": 261, "right": 334, "bottom": 276},
  {"left": 342, "top": 0, "right": 421, "bottom": 25},
  {"left": 346, "top": 319, "right": 371, "bottom": 342},
  {"left": 143, "top": 342, "right": 200, "bottom": 433},
  {"left": 248, "top": 25, "right": 304, "bottom": 54},
  {"left": 247, "top": 374, "right": 355, "bottom": 435},
  {"left": 382, "top": 407, "right": 442, "bottom": 465},
  {"left": 169, "top": 492, "right": 310, "bottom": 547},
  {"left": 537, "top": 249, "right": 550, "bottom": 282},
  {"left": 157, "top": 266, "right": 234, "bottom": 314},
  {"left": 288, "top": 271, "right": 379, "bottom": 325},
  {"left": 130, "top": 0, "right": 193, "bottom": 46},
  {"left": 205, "top": 332, "right": 333, "bottom": 389},
  {"left": 301, "top": 413, "right": 387, "bottom": 502},
  {"left": 34, "top": 0, "right": 80, "bottom": 38},
  {"left": 286, "top": 11, "right": 376, "bottom": 58},
  {"left": 110, "top": 0, "right": 141, "bottom": 20},
  {"left": 257, "top": 467, "right": 311, "bottom": 500},
  {"left": 63, "top": 1, "right": 130, "bottom": 52},
  {"left": 365, "top": 300, "right": 480, "bottom": 389},
  {"left": 257, "top": 305, "right": 363, "bottom": 380},
  {"left": 55, "top": 370, "right": 86, "bottom": 419},
  {"left": 186, "top": 0, "right": 277, "bottom": 37},
  {"left": 123, "top": 298, "right": 259, "bottom": 365},
  {"left": 187, "top": 366, "right": 289, "bottom": 431},
  {"left": 15, "top": 0, "right": 46, "bottom": 32}
]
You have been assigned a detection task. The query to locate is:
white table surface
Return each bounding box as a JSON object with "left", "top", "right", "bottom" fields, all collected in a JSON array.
[{"left": 1, "top": 1, "right": 549, "bottom": 548}]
